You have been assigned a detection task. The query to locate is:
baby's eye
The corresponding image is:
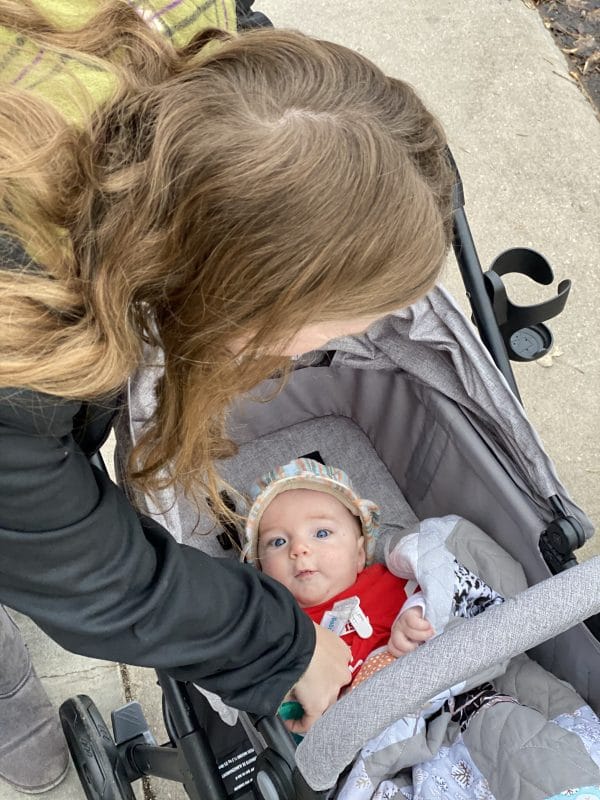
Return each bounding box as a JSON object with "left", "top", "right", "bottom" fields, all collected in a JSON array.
[
  {"left": 315, "top": 529, "right": 331, "bottom": 539},
  {"left": 268, "top": 536, "right": 287, "bottom": 549}
]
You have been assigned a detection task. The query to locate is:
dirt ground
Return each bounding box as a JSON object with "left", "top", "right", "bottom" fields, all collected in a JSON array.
[{"left": 530, "top": 0, "right": 600, "bottom": 115}]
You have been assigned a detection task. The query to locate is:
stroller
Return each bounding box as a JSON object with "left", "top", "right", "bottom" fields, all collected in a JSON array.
[{"left": 59, "top": 155, "right": 600, "bottom": 800}]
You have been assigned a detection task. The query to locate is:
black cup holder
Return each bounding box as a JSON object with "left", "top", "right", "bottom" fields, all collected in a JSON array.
[{"left": 483, "top": 248, "right": 571, "bottom": 362}]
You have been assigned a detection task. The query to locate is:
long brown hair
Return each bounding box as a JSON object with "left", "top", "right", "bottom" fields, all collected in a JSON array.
[{"left": 0, "top": 3, "right": 454, "bottom": 518}]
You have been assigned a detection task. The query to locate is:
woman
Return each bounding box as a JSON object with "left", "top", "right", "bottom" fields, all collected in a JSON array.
[{"left": 0, "top": 1, "right": 454, "bottom": 791}]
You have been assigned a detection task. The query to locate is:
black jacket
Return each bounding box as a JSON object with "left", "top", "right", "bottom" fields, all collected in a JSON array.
[{"left": 0, "top": 386, "right": 315, "bottom": 715}]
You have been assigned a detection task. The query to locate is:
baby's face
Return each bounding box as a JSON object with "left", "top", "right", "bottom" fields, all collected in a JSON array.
[{"left": 258, "top": 488, "right": 366, "bottom": 607}]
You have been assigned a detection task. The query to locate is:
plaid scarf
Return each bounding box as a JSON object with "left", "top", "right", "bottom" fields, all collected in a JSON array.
[{"left": 0, "top": 0, "right": 236, "bottom": 122}]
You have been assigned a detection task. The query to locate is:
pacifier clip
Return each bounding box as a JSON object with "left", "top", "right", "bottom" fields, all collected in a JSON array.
[{"left": 320, "top": 596, "right": 373, "bottom": 639}]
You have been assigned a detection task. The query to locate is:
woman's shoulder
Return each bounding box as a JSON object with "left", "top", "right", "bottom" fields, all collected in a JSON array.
[
  {"left": 0, "top": 387, "right": 121, "bottom": 454},
  {"left": 0, "top": 387, "right": 82, "bottom": 436}
]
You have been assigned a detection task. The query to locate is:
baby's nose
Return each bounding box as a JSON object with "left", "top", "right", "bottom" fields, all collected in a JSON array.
[{"left": 290, "top": 540, "right": 310, "bottom": 558}]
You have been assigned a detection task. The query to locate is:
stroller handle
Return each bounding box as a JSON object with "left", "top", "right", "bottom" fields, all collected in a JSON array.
[{"left": 295, "top": 556, "right": 600, "bottom": 791}]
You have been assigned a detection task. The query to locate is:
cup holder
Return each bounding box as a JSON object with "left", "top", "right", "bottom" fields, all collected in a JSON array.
[{"left": 483, "top": 248, "right": 571, "bottom": 362}]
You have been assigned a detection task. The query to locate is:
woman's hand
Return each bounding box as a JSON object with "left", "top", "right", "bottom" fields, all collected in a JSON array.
[
  {"left": 387, "top": 607, "right": 435, "bottom": 657},
  {"left": 286, "top": 623, "right": 351, "bottom": 734}
]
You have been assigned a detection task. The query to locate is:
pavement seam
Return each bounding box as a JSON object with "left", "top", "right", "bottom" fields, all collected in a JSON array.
[
  {"left": 119, "top": 663, "right": 158, "bottom": 800},
  {"left": 38, "top": 664, "right": 117, "bottom": 680}
]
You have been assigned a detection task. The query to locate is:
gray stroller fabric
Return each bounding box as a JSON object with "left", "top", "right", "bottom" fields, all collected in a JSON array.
[
  {"left": 119, "top": 409, "right": 418, "bottom": 554},
  {"left": 123, "top": 285, "right": 591, "bottom": 545},
  {"left": 326, "top": 285, "right": 591, "bottom": 539}
]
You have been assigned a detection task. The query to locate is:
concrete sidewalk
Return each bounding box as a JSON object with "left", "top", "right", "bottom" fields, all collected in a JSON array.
[{"left": 2, "top": 2, "right": 598, "bottom": 799}]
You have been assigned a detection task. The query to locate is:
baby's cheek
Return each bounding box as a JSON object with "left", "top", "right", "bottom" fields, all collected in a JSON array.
[
  {"left": 258, "top": 555, "right": 277, "bottom": 577},
  {"left": 262, "top": 558, "right": 291, "bottom": 586}
]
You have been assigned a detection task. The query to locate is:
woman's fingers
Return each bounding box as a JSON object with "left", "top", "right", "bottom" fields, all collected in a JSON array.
[
  {"left": 285, "top": 711, "right": 318, "bottom": 735},
  {"left": 290, "top": 623, "right": 351, "bottom": 733}
]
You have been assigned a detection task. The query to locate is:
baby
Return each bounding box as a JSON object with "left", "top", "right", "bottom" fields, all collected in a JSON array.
[{"left": 242, "top": 457, "right": 435, "bottom": 689}]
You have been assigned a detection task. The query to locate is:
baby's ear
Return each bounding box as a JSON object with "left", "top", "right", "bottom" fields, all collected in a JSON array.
[{"left": 357, "top": 535, "right": 367, "bottom": 572}]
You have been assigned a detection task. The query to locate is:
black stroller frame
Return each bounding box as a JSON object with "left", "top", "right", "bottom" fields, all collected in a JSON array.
[{"left": 58, "top": 153, "right": 598, "bottom": 800}]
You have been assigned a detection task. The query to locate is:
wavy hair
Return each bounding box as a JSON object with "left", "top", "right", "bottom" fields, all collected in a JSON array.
[{"left": 0, "top": 2, "right": 454, "bottom": 519}]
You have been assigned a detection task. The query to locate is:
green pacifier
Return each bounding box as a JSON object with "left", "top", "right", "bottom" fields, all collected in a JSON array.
[{"left": 278, "top": 700, "right": 305, "bottom": 743}]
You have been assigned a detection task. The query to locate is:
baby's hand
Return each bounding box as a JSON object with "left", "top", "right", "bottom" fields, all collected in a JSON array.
[{"left": 387, "top": 607, "right": 435, "bottom": 657}]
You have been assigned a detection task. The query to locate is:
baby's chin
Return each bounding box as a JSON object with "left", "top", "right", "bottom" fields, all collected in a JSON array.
[
  {"left": 295, "top": 585, "right": 340, "bottom": 608},
  {"left": 292, "top": 572, "right": 361, "bottom": 608}
]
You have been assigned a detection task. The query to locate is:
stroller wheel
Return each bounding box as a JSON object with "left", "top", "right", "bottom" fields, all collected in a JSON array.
[{"left": 59, "top": 695, "right": 136, "bottom": 800}]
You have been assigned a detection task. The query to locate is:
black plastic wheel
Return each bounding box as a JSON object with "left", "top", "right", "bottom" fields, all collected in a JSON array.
[{"left": 59, "top": 695, "right": 136, "bottom": 800}]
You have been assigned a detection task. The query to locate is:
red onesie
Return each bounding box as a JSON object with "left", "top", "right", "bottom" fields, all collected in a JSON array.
[{"left": 303, "top": 563, "right": 409, "bottom": 681}]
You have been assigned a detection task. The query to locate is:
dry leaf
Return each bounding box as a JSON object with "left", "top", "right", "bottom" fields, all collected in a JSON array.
[
  {"left": 562, "top": 33, "right": 596, "bottom": 54},
  {"left": 550, "top": 20, "right": 572, "bottom": 34},
  {"left": 536, "top": 354, "right": 554, "bottom": 368},
  {"left": 536, "top": 346, "right": 563, "bottom": 368},
  {"left": 566, "top": 0, "right": 590, "bottom": 12},
  {"left": 583, "top": 51, "right": 600, "bottom": 73}
]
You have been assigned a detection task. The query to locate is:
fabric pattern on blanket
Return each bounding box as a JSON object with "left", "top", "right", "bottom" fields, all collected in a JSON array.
[
  {"left": 553, "top": 706, "right": 600, "bottom": 768},
  {"left": 367, "top": 725, "right": 600, "bottom": 800},
  {"left": 452, "top": 562, "right": 504, "bottom": 619},
  {"left": 336, "top": 517, "right": 600, "bottom": 800}
]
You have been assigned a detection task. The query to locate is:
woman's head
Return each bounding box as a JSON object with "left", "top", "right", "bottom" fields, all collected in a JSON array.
[
  {"left": 96, "top": 28, "right": 454, "bottom": 356},
  {"left": 0, "top": 11, "right": 454, "bottom": 516},
  {"left": 89, "top": 28, "right": 454, "bottom": 502}
]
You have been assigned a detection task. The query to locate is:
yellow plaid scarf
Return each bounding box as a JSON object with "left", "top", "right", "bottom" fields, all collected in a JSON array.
[{"left": 0, "top": 0, "right": 236, "bottom": 122}]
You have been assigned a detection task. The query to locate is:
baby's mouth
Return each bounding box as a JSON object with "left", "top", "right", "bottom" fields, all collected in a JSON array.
[{"left": 295, "top": 569, "right": 317, "bottom": 580}]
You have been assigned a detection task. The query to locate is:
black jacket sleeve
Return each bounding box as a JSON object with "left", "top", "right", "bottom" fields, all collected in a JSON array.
[{"left": 0, "top": 388, "right": 315, "bottom": 715}]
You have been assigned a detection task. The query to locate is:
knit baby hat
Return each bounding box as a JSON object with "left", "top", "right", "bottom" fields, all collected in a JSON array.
[{"left": 242, "top": 458, "right": 380, "bottom": 564}]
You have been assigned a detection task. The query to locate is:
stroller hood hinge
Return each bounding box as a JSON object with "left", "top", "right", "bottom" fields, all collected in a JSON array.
[{"left": 539, "top": 503, "right": 586, "bottom": 574}]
